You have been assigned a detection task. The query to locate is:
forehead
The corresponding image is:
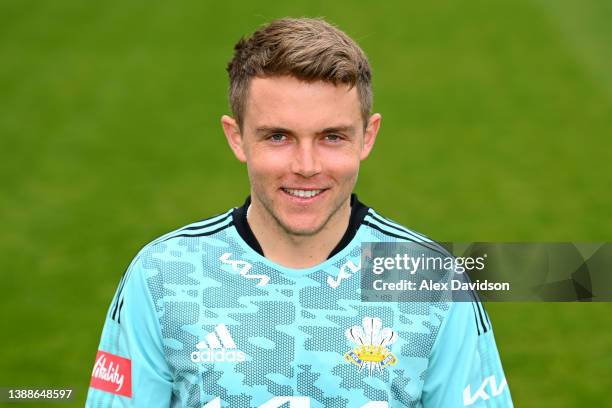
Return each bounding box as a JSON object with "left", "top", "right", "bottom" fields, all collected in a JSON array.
[{"left": 243, "top": 76, "right": 361, "bottom": 130}]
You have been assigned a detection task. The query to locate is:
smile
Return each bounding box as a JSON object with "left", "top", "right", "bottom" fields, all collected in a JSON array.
[{"left": 281, "top": 188, "right": 325, "bottom": 198}]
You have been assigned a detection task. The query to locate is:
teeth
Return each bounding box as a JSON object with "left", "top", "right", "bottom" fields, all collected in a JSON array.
[{"left": 283, "top": 188, "right": 323, "bottom": 198}]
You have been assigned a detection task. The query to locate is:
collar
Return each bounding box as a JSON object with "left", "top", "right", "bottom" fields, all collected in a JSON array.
[{"left": 232, "top": 193, "right": 369, "bottom": 259}]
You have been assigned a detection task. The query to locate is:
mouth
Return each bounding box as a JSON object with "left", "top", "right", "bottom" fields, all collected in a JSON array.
[{"left": 281, "top": 188, "right": 327, "bottom": 200}]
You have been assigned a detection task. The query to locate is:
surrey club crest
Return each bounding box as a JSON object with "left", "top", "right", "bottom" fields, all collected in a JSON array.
[{"left": 344, "top": 317, "right": 398, "bottom": 376}]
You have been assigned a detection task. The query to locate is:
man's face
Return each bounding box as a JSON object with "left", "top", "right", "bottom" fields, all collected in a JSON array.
[{"left": 223, "top": 75, "right": 380, "bottom": 237}]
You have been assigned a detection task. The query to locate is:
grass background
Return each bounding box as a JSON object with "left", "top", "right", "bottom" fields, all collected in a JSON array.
[{"left": 1, "top": 0, "right": 611, "bottom": 406}]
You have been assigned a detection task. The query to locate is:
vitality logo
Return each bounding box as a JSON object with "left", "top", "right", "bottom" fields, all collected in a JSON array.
[
  {"left": 191, "top": 324, "right": 246, "bottom": 363},
  {"left": 90, "top": 350, "right": 132, "bottom": 398}
]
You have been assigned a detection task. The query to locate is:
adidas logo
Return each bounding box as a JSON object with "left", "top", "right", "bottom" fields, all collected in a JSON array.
[{"left": 190, "top": 324, "right": 246, "bottom": 363}]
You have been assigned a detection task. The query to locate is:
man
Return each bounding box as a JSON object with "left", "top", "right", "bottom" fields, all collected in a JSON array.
[{"left": 86, "top": 18, "right": 513, "bottom": 407}]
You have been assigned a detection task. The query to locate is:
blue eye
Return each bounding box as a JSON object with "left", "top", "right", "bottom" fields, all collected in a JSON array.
[
  {"left": 269, "top": 134, "right": 286, "bottom": 142},
  {"left": 325, "top": 134, "right": 341, "bottom": 142}
]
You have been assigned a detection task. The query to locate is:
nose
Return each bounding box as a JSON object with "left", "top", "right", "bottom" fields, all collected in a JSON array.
[{"left": 290, "top": 142, "right": 321, "bottom": 178}]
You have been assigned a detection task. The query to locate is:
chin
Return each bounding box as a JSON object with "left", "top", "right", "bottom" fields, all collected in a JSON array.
[
  {"left": 273, "top": 203, "right": 343, "bottom": 237},
  {"left": 279, "top": 218, "right": 326, "bottom": 237}
]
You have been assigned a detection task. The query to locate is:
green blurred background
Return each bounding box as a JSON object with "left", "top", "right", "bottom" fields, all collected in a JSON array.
[{"left": 1, "top": 0, "right": 611, "bottom": 406}]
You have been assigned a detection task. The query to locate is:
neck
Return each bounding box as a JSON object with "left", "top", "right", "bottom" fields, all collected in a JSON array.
[{"left": 246, "top": 196, "right": 352, "bottom": 269}]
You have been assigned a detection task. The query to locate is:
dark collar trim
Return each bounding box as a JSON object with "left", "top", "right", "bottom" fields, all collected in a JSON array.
[
  {"left": 232, "top": 196, "right": 264, "bottom": 256},
  {"left": 232, "top": 194, "right": 369, "bottom": 259}
]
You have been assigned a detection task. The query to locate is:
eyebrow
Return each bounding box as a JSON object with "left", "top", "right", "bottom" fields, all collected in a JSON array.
[
  {"left": 255, "top": 126, "right": 292, "bottom": 135},
  {"left": 319, "top": 125, "right": 356, "bottom": 134},
  {"left": 254, "top": 125, "right": 356, "bottom": 135}
]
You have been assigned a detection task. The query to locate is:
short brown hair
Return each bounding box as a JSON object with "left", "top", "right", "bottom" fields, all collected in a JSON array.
[{"left": 227, "top": 17, "right": 372, "bottom": 130}]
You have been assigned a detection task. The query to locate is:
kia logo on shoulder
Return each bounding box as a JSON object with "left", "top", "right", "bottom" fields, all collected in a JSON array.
[{"left": 463, "top": 375, "right": 508, "bottom": 406}]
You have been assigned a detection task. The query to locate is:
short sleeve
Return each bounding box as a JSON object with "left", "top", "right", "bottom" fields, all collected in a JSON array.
[
  {"left": 421, "top": 301, "right": 513, "bottom": 407},
  {"left": 85, "top": 253, "right": 173, "bottom": 407}
]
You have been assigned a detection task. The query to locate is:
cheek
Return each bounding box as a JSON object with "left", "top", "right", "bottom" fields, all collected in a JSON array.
[
  {"left": 321, "top": 149, "right": 361, "bottom": 179},
  {"left": 245, "top": 149, "right": 288, "bottom": 180}
]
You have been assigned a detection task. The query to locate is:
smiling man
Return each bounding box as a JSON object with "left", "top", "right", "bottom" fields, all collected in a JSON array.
[
  {"left": 222, "top": 75, "right": 379, "bottom": 268},
  {"left": 86, "top": 18, "right": 513, "bottom": 407}
]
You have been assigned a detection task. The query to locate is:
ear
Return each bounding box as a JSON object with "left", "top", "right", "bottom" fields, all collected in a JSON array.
[
  {"left": 360, "top": 113, "right": 381, "bottom": 161},
  {"left": 221, "top": 115, "right": 247, "bottom": 163}
]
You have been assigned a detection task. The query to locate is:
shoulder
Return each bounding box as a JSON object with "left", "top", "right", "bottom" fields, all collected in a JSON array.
[
  {"left": 109, "top": 208, "right": 236, "bottom": 320},
  {"left": 361, "top": 207, "right": 490, "bottom": 333},
  {"left": 121, "top": 207, "right": 236, "bottom": 285},
  {"left": 124, "top": 208, "right": 235, "bottom": 263},
  {"left": 148, "top": 208, "right": 235, "bottom": 247},
  {"left": 360, "top": 207, "right": 450, "bottom": 257}
]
